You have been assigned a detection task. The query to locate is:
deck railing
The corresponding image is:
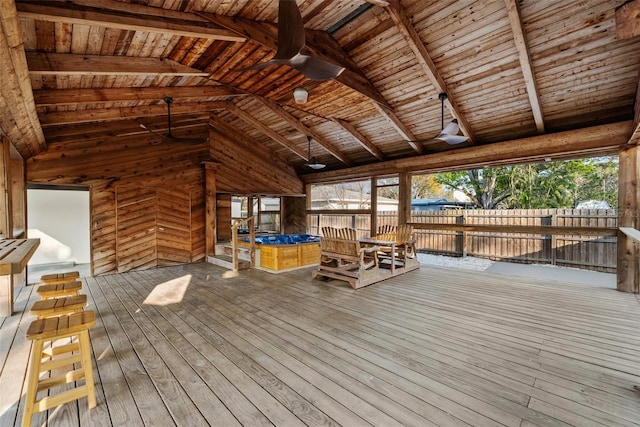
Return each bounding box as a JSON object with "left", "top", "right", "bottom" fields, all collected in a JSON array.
[
  {"left": 231, "top": 216, "right": 255, "bottom": 272},
  {"left": 308, "top": 209, "right": 618, "bottom": 272}
]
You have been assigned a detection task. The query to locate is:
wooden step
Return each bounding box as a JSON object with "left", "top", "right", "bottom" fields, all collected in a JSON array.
[{"left": 206, "top": 255, "right": 251, "bottom": 271}]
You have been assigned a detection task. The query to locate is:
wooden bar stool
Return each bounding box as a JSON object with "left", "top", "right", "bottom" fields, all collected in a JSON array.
[
  {"left": 40, "top": 271, "right": 80, "bottom": 285},
  {"left": 30, "top": 294, "right": 87, "bottom": 319},
  {"left": 22, "top": 311, "right": 97, "bottom": 427},
  {"left": 36, "top": 281, "right": 82, "bottom": 300},
  {"left": 30, "top": 294, "right": 87, "bottom": 359}
]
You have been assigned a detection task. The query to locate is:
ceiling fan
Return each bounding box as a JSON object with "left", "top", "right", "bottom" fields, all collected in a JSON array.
[
  {"left": 305, "top": 135, "right": 325, "bottom": 169},
  {"left": 409, "top": 93, "right": 469, "bottom": 145},
  {"left": 139, "top": 97, "right": 209, "bottom": 144},
  {"left": 234, "top": 0, "right": 345, "bottom": 81}
]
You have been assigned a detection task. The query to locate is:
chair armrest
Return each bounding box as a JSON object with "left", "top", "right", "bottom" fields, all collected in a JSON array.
[{"left": 360, "top": 245, "right": 380, "bottom": 254}]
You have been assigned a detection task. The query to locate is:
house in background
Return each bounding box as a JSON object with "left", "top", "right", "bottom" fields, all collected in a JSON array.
[{"left": 411, "top": 198, "right": 474, "bottom": 211}]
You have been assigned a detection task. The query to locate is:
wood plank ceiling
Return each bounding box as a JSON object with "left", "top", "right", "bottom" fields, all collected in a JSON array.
[{"left": 2, "top": 0, "right": 640, "bottom": 190}]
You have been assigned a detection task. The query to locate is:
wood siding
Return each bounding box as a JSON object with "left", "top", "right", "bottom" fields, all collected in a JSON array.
[
  {"left": 26, "top": 135, "right": 208, "bottom": 276},
  {"left": 282, "top": 196, "right": 306, "bottom": 234}
]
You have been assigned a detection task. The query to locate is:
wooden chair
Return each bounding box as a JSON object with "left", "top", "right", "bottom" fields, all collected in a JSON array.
[
  {"left": 311, "top": 227, "right": 383, "bottom": 289},
  {"left": 22, "top": 311, "right": 97, "bottom": 427},
  {"left": 374, "top": 224, "right": 419, "bottom": 271}
]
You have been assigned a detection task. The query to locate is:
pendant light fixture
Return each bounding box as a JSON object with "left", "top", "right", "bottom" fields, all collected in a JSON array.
[
  {"left": 293, "top": 87, "right": 308, "bottom": 104},
  {"left": 305, "top": 135, "right": 325, "bottom": 169},
  {"left": 434, "top": 93, "right": 469, "bottom": 144}
]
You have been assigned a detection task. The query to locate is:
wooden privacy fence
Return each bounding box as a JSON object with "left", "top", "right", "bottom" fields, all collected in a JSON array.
[{"left": 308, "top": 209, "right": 618, "bottom": 273}]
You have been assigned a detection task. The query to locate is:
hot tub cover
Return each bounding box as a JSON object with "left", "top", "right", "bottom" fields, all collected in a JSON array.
[{"left": 242, "top": 234, "right": 320, "bottom": 245}]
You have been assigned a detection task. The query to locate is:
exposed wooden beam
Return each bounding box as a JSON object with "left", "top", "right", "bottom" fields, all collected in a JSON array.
[
  {"left": 366, "top": 0, "right": 390, "bottom": 6},
  {"left": 225, "top": 103, "right": 308, "bottom": 161},
  {"left": 27, "top": 52, "right": 209, "bottom": 77},
  {"left": 332, "top": 118, "right": 387, "bottom": 161},
  {"left": 373, "top": 104, "right": 424, "bottom": 154},
  {"left": 15, "top": 0, "right": 245, "bottom": 42},
  {"left": 627, "top": 76, "right": 640, "bottom": 145},
  {"left": 33, "top": 86, "right": 245, "bottom": 106},
  {"left": 504, "top": 0, "right": 545, "bottom": 133},
  {"left": 196, "top": 12, "right": 391, "bottom": 109},
  {"left": 253, "top": 97, "right": 352, "bottom": 165},
  {"left": 39, "top": 101, "right": 227, "bottom": 126},
  {"left": 616, "top": 0, "right": 640, "bottom": 39},
  {"left": 302, "top": 121, "right": 633, "bottom": 184},
  {"left": 0, "top": 0, "right": 46, "bottom": 158},
  {"left": 386, "top": 0, "right": 474, "bottom": 142}
]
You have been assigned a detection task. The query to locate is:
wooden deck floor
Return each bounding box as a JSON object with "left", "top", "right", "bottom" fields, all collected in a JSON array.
[{"left": 1, "top": 262, "right": 640, "bottom": 426}]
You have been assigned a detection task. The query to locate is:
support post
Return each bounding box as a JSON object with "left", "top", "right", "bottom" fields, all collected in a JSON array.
[
  {"left": 204, "top": 162, "right": 217, "bottom": 257},
  {"left": 370, "top": 177, "right": 377, "bottom": 236},
  {"left": 1, "top": 136, "right": 13, "bottom": 238},
  {"left": 398, "top": 171, "right": 411, "bottom": 225},
  {"left": 617, "top": 146, "right": 640, "bottom": 293}
]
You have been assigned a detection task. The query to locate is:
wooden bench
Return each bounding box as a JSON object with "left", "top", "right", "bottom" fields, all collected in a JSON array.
[
  {"left": 373, "top": 224, "right": 420, "bottom": 272},
  {"left": 311, "top": 227, "right": 384, "bottom": 289}
]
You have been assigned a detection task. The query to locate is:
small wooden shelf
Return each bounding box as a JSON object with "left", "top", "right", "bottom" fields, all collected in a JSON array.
[{"left": 0, "top": 238, "right": 40, "bottom": 317}]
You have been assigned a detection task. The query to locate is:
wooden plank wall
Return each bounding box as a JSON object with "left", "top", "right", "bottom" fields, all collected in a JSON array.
[
  {"left": 216, "top": 194, "right": 231, "bottom": 242},
  {"left": 189, "top": 179, "right": 206, "bottom": 263},
  {"left": 91, "top": 183, "right": 116, "bottom": 276},
  {"left": 26, "top": 133, "right": 209, "bottom": 275},
  {"left": 157, "top": 187, "right": 192, "bottom": 267},
  {"left": 116, "top": 187, "right": 158, "bottom": 273},
  {"left": 282, "top": 196, "right": 306, "bottom": 234},
  {"left": 209, "top": 123, "right": 303, "bottom": 195}
]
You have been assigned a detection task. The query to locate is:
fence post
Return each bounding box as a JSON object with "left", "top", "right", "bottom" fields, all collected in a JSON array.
[
  {"left": 542, "top": 214, "right": 555, "bottom": 265},
  {"left": 550, "top": 214, "right": 557, "bottom": 265},
  {"left": 457, "top": 212, "right": 467, "bottom": 257}
]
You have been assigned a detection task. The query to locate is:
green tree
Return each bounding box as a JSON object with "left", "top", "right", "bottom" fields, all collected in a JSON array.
[
  {"left": 434, "top": 157, "right": 618, "bottom": 209},
  {"left": 436, "top": 167, "right": 515, "bottom": 209}
]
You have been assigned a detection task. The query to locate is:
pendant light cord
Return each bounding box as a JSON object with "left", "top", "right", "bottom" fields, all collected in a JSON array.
[{"left": 439, "top": 93, "right": 446, "bottom": 130}]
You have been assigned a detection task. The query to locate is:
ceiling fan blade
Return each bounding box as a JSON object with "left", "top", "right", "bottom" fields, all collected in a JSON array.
[
  {"left": 290, "top": 54, "right": 345, "bottom": 80},
  {"left": 140, "top": 122, "right": 170, "bottom": 144},
  {"left": 434, "top": 119, "right": 469, "bottom": 144},
  {"left": 165, "top": 136, "right": 209, "bottom": 144},
  {"left": 233, "top": 59, "right": 281, "bottom": 73},
  {"left": 140, "top": 123, "right": 207, "bottom": 144},
  {"left": 435, "top": 134, "right": 469, "bottom": 145},
  {"left": 232, "top": 0, "right": 341, "bottom": 81},
  {"left": 275, "top": 0, "right": 305, "bottom": 59}
]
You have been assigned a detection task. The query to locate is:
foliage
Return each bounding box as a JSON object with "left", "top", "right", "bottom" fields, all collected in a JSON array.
[
  {"left": 432, "top": 156, "right": 618, "bottom": 209},
  {"left": 411, "top": 175, "right": 453, "bottom": 199}
]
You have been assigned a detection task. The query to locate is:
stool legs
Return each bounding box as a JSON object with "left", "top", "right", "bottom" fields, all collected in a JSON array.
[
  {"left": 22, "top": 328, "right": 96, "bottom": 427},
  {"left": 79, "top": 330, "right": 96, "bottom": 408},
  {"left": 22, "top": 339, "right": 44, "bottom": 427}
]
